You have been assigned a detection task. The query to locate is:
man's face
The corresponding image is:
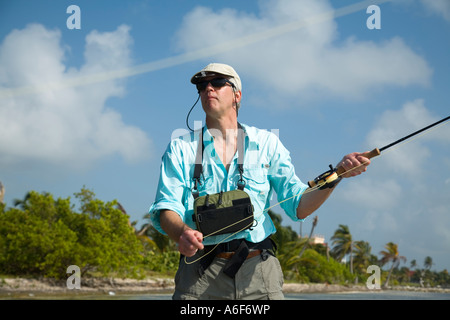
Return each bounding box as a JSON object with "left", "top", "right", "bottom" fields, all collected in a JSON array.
[{"left": 198, "top": 76, "right": 241, "bottom": 119}]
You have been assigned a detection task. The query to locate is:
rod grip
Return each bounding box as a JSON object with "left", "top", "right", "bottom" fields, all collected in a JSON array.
[
  {"left": 364, "top": 147, "right": 381, "bottom": 159},
  {"left": 308, "top": 148, "right": 380, "bottom": 188},
  {"left": 335, "top": 148, "right": 380, "bottom": 175}
]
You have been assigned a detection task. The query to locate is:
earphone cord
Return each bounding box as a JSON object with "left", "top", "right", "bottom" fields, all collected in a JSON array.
[{"left": 186, "top": 94, "right": 201, "bottom": 132}]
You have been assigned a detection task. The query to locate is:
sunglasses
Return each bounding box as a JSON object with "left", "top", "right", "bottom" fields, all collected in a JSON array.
[{"left": 196, "top": 78, "right": 234, "bottom": 92}]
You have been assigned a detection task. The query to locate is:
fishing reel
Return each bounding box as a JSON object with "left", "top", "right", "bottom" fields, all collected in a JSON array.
[{"left": 308, "top": 164, "right": 342, "bottom": 190}]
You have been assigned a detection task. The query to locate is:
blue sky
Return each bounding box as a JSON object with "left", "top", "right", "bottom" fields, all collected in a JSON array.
[{"left": 1, "top": 0, "right": 449, "bottom": 271}]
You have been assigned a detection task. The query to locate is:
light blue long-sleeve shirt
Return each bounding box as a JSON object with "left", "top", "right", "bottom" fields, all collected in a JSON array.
[{"left": 149, "top": 123, "right": 308, "bottom": 246}]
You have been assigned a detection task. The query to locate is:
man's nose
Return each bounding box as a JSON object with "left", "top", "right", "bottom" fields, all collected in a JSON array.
[{"left": 205, "top": 82, "right": 215, "bottom": 91}]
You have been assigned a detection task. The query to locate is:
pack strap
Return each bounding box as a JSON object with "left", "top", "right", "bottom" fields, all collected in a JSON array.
[
  {"left": 222, "top": 241, "right": 249, "bottom": 278},
  {"left": 192, "top": 123, "right": 246, "bottom": 198},
  {"left": 192, "top": 129, "right": 203, "bottom": 199},
  {"left": 236, "top": 123, "right": 245, "bottom": 190}
]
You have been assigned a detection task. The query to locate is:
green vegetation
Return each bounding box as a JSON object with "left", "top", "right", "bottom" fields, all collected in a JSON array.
[
  {"left": 0, "top": 188, "right": 449, "bottom": 288},
  {"left": 0, "top": 188, "right": 145, "bottom": 279}
]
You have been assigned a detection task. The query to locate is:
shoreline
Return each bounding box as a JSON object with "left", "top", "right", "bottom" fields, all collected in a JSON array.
[
  {"left": 0, "top": 277, "right": 174, "bottom": 297},
  {"left": 282, "top": 283, "right": 450, "bottom": 294},
  {"left": 2, "top": 277, "right": 449, "bottom": 298}
]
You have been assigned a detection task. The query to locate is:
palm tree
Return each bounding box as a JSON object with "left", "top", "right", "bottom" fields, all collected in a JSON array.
[
  {"left": 424, "top": 256, "right": 433, "bottom": 270},
  {"left": 330, "top": 224, "right": 354, "bottom": 273},
  {"left": 380, "top": 242, "right": 406, "bottom": 288},
  {"left": 0, "top": 181, "right": 4, "bottom": 203},
  {"left": 13, "top": 192, "right": 32, "bottom": 209},
  {"left": 422, "top": 256, "right": 434, "bottom": 286},
  {"left": 298, "top": 215, "right": 318, "bottom": 259},
  {"left": 352, "top": 240, "right": 372, "bottom": 274},
  {"left": 407, "top": 259, "right": 417, "bottom": 283},
  {"left": 299, "top": 220, "right": 303, "bottom": 238}
]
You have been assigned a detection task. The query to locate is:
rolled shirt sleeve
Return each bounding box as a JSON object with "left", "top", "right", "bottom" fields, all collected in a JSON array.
[
  {"left": 267, "top": 135, "right": 309, "bottom": 222},
  {"left": 149, "top": 139, "right": 194, "bottom": 235}
]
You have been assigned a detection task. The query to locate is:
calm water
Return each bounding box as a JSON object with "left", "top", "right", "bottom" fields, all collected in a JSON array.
[
  {"left": 2, "top": 290, "right": 449, "bottom": 300},
  {"left": 284, "top": 290, "right": 450, "bottom": 300}
]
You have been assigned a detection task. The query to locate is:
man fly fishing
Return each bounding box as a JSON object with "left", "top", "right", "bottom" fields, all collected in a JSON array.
[{"left": 149, "top": 63, "right": 371, "bottom": 300}]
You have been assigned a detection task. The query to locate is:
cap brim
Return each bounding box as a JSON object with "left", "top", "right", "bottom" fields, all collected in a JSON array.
[
  {"left": 191, "top": 72, "right": 234, "bottom": 84},
  {"left": 191, "top": 72, "right": 220, "bottom": 84}
]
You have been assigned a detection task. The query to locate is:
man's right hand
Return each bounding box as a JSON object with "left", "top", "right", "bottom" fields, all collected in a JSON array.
[
  {"left": 179, "top": 228, "right": 204, "bottom": 257},
  {"left": 160, "top": 209, "right": 204, "bottom": 257}
]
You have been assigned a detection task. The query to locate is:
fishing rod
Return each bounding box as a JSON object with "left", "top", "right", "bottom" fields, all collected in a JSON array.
[
  {"left": 308, "top": 115, "right": 450, "bottom": 189},
  {"left": 186, "top": 115, "right": 450, "bottom": 265}
]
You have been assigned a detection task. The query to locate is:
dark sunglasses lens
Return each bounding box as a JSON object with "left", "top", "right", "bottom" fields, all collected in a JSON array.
[
  {"left": 210, "top": 78, "right": 228, "bottom": 87},
  {"left": 196, "top": 78, "right": 229, "bottom": 91}
]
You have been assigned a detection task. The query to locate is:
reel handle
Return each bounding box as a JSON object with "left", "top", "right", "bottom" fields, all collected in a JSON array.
[{"left": 308, "top": 148, "right": 381, "bottom": 188}]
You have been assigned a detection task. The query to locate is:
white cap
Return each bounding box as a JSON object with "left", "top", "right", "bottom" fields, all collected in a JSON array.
[{"left": 190, "top": 63, "right": 242, "bottom": 92}]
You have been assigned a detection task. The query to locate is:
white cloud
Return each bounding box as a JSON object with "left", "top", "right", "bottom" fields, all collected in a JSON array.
[
  {"left": 341, "top": 177, "right": 402, "bottom": 209},
  {"left": 174, "top": 0, "right": 432, "bottom": 101},
  {"left": 0, "top": 24, "right": 151, "bottom": 169},
  {"left": 366, "top": 99, "right": 450, "bottom": 176},
  {"left": 420, "top": 0, "right": 450, "bottom": 21}
]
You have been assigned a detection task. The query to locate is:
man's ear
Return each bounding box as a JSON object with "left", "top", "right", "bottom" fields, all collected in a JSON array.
[
  {"left": 233, "top": 90, "right": 242, "bottom": 107},
  {"left": 235, "top": 90, "right": 242, "bottom": 102}
]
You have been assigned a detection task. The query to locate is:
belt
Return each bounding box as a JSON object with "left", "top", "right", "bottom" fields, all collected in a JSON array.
[
  {"left": 216, "top": 249, "right": 262, "bottom": 260},
  {"left": 197, "top": 238, "right": 275, "bottom": 278}
]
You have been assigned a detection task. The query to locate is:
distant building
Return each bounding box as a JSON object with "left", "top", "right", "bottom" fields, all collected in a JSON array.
[
  {"left": 310, "top": 234, "right": 325, "bottom": 245},
  {"left": 298, "top": 234, "right": 326, "bottom": 245}
]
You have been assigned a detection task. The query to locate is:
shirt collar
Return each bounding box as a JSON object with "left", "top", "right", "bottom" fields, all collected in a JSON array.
[{"left": 202, "top": 122, "right": 250, "bottom": 142}]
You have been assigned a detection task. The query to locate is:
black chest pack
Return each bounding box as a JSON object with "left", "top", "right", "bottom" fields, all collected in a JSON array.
[{"left": 191, "top": 124, "right": 255, "bottom": 237}]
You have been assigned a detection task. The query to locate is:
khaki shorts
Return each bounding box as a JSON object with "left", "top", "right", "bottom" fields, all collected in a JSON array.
[{"left": 173, "top": 252, "right": 284, "bottom": 300}]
